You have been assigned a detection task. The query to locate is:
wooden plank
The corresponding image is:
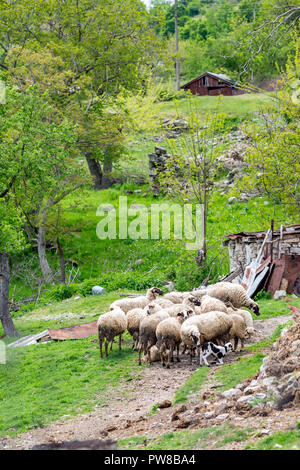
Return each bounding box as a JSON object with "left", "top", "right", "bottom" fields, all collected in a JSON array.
[{"left": 8, "top": 330, "right": 50, "bottom": 348}]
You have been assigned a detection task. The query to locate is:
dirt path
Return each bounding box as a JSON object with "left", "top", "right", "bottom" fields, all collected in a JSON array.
[{"left": 0, "top": 314, "right": 292, "bottom": 450}]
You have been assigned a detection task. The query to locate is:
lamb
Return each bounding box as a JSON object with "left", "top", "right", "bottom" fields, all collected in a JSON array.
[
  {"left": 142, "top": 345, "right": 161, "bottom": 363},
  {"left": 156, "top": 309, "right": 193, "bottom": 368},
  {"left": 97, "top": 307, "right": 127, "bottom": 358},
  {"left": 200, "top": 341, "right": 233, "bottom": 367},
  {"left": 180, "top": 312, "right": 233, "bottom": 363},
  {"left": 195, "top": 282, "right": 260, "bottom": 316},
  {"left": 227, "top": 313, "right": 247, "bottom": 351},
  {"left": 138, "top": 310, "right": 170, "bottom": 365},
  {"left": 110, "top": 287, "right": 164, "bottom": 313},
  {"left": 227, "top": 307, "right": 255, "bottom": 338}
]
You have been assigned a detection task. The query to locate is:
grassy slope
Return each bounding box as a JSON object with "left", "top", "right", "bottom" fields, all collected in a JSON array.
[{"left": 1, "top": 296, "right": 299, "bottom": 438}]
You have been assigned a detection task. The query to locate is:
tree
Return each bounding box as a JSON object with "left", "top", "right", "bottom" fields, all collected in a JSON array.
[
  {"left": 240, "top": 65, "right": 300, "bottom": 219},
  {"left": 0, "top": 86, "right": 87, "bottom": 283},
  {"left": 158, "top": 100, "right": 226, "bottom": 266},
  {"left": 0, "top": 0, "right": 161, "bottom": 188},
  {"left": 0, "top": 200, "right": 24, "bottom": 337}
]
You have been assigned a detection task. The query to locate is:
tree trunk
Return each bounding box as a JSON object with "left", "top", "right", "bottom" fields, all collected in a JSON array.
[
  {"left": 102, "top": 160, "right": 113, "bottom": 189},
  {"left": 0, "top": 252, "right": 19, "bottom": 337},
  {"left": 57, "top": 238, "right": 66, "bottom": 285},
  {"left": 37, "top": 222, "right": 53, "bottom": 283},
  {"left": 85, "top": 152, "right": 103, "bottom": 190}
]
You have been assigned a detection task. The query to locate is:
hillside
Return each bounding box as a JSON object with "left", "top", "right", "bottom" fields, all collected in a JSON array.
[{"left": 0, "top": 294, "right": 299, "bottom": 450}]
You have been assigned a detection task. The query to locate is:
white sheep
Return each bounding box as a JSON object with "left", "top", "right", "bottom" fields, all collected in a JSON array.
[
  {"left": 142, "top": 345, "right": 161, "bottom": 363},
  {"left": 227, "top": 313, "right": 246, "bottom": 351},
  {"left": 180, "top": 311, "right": 233, "bottom": 363},
  {"left": 163, "top": 291, "right": 190, "bottom": 304},
  {"left": 197, "top": 294, "right": 228, "bottom": 314},
  {"left": 153, "top": 298, "right": 175, "bottom": 309},
  {"left": 227, "top": 307, "right": 256, "bottom": 338},
  {"left": 126, "top": 306, "right": 150, "bottom": 350},
  {"left": 156, "top": 309, "right": 193, "bottom": 368},
  {"left": 138, "top": 310, "right": 170, "bottom": 365},
  {"left": 110, "top": 287, "right": 164, "bottom": 313},
  {"left": 97, "top": 307, "right": 127, "bottom": 358},
  {"left": 195, "top": 282, "right": 260, "bottom": 316}
]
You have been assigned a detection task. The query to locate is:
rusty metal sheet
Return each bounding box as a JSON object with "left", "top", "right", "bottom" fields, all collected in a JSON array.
[
  {"left": 265, "top": 259, "right": 285, "bottom": 297},
  {"left": 48, "top": 321, "right": 98, "bottom": 340}
]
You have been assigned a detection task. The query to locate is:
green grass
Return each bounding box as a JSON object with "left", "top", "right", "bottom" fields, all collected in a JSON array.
[
  {"left": 173, "top": 366, "right": 209, "bottom": 404},
  {"left": 119, "top": 424, "right": 253, "bottom": 450},
  {"left": 0, "top": 334, "right": 143, "bottom": 437},
  {"left": 246, "top": 321, "right": 292, "bottom": 352},
  {"left": 245, "top": 428, "right": 300, "bottom": 450},
  {"left": 156, "top": 93, "right": 273, "bottom": 122},
  {"left": 213, "top": 353, "right": 266, "bottom": 392}
]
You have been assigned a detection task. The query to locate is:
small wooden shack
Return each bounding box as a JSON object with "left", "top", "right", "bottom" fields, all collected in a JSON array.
[
  {"left": 181, "top": 72, "right": 243, "bottom": 96},
  {"left": 222, "top": 224, "right": 300, "bottom": 298}
]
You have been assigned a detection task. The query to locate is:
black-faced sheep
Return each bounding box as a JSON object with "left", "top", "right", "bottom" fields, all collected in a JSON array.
[
  {"left": 110, "top": 287, "right": 164, "bottom": 313},
  {"left": 97, "top": 307, "right": 127, "bottom": 358}
]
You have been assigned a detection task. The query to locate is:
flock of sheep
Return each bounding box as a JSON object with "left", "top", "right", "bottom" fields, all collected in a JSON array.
[{"left": 97, "top": 282, "right": 261, "bottom": 368}]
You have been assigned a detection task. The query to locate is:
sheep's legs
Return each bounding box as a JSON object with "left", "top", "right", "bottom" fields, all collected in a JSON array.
[
  {"left": 167, "top": 346, "right": 174, "bottom": 369},
  {"left": 99, "top": 338, "right": 103, "bottom": 358},
  {"left": 234, "top": 337, "right": 238, "bottom": 351},
  {"left": 176, "top": 344, "right": 181, "bottom": 362},
  {"left": 240, "top": 338, "right": 244, "bottom": 351},
  {"left": 105, "top": 340, "right": 109, "bottom": 357},
  {"left": 119, "top": 334, "right": 122, "bottom": 351}
]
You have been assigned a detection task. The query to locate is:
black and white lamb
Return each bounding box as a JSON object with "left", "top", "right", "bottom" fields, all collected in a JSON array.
[{"left": 200, "top": 341, "right": 233, "bottom": 367}]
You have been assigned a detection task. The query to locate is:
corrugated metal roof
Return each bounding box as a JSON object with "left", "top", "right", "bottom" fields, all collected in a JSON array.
[{"left": 223, "top": 225, "right": 300, "bottom": 244}]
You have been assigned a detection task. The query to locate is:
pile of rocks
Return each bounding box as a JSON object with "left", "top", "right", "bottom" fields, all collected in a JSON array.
[
  {"left": 170, "top": 318, "right": 299, "bottom": 430},
  {"left": 148, "top": 146, "right": 169, "bottom": 195},
  {"left": 162, "top": 118, "right": 188, "bottom": 139}
]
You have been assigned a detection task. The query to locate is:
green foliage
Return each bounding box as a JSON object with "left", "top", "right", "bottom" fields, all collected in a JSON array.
[
  {"left": 240, "top": 66, "right": 300, "bottom": 217},
  {"left": 119, "top": 424, "right": 253, "bottom": 450},
  {"left": 174, "top": 366, "right": 209, "bottom": 403},
  {"left": 0, "top": 334, "right": 141, "bottom": 437},
  {"left": 254, "top": 290, "right": 271, "bottom": 301},
  {"left": 214, "top": 353, "right": 266, "bottom": 392},
  {"left": 245, "top": 429, "right": 300, "bottom": 450}
]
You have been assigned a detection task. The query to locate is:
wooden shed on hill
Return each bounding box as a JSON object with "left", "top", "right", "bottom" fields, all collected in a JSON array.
[{"left": 181, "top": 72, "right": 244, "bottom": 96}]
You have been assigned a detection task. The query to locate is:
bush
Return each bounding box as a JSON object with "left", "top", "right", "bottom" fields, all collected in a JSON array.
[
  {"left": 45, "top": 284, "right": 76, "bottom": 302},
  {"left": 254, "top": 290, "right": 271, "bottom": 301},
  {"left": 41, "top": 271, "right": 167, "bottom": 302}
]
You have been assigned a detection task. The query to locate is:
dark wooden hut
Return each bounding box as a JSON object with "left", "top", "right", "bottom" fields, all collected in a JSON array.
[{"left": 181, "top": 72, "right": 243, "bottom": 96}]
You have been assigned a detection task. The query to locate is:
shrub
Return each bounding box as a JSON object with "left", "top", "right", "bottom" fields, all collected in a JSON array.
[{"left": 255, "top": 290, "right": 271, "bottom": 301}]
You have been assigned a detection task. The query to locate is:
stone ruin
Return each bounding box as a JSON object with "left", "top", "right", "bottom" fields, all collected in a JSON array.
[{"left": 148, "top": 146, "right": 170, "bottom": 196}]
